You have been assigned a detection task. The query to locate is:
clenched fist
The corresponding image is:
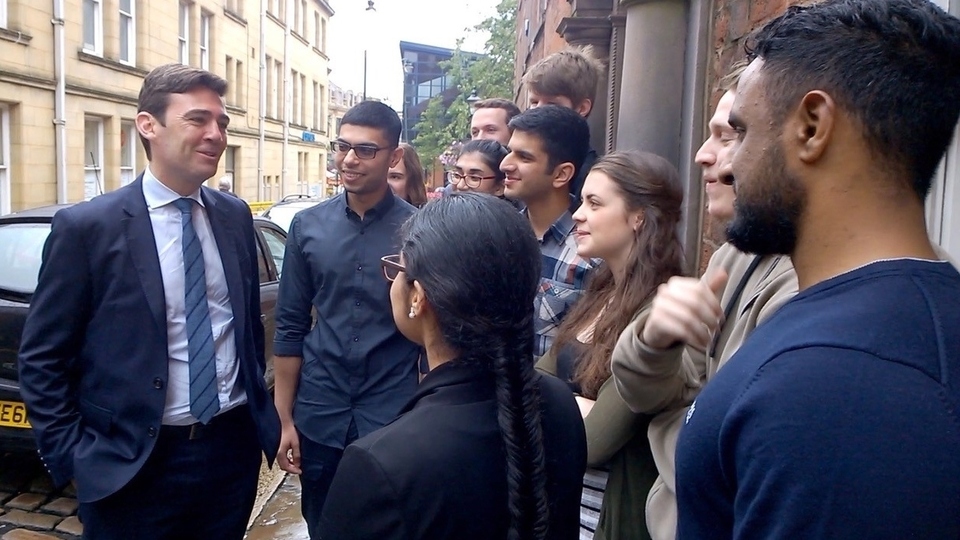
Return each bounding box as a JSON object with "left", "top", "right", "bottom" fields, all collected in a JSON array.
[{"left": 641, "top": 270, "right": 729, "bottom": 351}]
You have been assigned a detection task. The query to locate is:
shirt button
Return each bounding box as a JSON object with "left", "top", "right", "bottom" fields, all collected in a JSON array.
[
  {"left": 357, "top": 265, "right": 362, "bottom": 271},
  {"left": 153, "top": 377, "right": 164, "bottom": 389},
  {"left": 353, "top": 336, "right": 359, "bottom": 342},
  {"left": 148, "top": 427, "right": 157, "bottom": 437},
  {"left": 355, "top": 301, "right": 361, "bottom": 307}
]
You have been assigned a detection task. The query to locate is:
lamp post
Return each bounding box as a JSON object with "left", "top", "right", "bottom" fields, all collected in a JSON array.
[
  {"left": 363, "top": 1, "right": 375, "bottom": 101},
  {"left": 467, "top": 89, "right": 481, "bottom": 107},
  {"left": 402, "top": 59, "right": 414, "bottom": 142}
]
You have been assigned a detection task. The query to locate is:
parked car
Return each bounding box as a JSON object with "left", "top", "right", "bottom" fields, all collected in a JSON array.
[
  {"left": 0, "top": 204, "right": 287, "bottom": 452},
  {"left": 261, "top": 194, "right": 324, "bottom": 232}
]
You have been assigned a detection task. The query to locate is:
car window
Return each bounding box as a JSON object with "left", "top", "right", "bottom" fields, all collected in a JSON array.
[
  {"left": 254, "top": 234, "right": 271, "bottom": 284},
  {"left": 0, "top": 223, "right": 52, "bottom": 294},
  {"left": 259, "top": 226, "right": 286, "bottom": 279}
]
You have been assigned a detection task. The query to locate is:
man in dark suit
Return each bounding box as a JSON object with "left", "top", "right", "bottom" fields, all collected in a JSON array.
[{"left": 18, "top": 63, "right": 280, "bottom": 539}]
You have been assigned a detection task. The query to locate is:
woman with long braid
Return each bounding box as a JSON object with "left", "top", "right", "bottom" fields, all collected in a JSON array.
[{"left": 318, "top": 193, "right": 587, "bottom": 540}]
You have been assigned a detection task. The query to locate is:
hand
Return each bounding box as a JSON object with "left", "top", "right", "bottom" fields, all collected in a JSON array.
[
  {"left": 575, "top": 396, "right": 596, "bottom": 419},
  {"left": 641, "top": 270, "right": 729, "bottom": 351},
  {"left": 276, "top": 422, "right": 302, "bottom": 475}
]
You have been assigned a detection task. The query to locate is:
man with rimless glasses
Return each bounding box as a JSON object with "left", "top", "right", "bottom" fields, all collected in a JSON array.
[{"left": 272, "top": 101, "right": 420, "bottom": 538}]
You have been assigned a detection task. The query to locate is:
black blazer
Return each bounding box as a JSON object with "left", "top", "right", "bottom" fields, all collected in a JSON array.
[
  {"left": 17, "top": 176, "right": 280, "bottom": 503},
  {"left": 319, "top": 361, "right": 587, "bottom": 539}
]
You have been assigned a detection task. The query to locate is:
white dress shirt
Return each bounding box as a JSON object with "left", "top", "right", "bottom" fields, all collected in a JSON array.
[{"left": 142, "top": 168, "right": 246, "bottom": 425}]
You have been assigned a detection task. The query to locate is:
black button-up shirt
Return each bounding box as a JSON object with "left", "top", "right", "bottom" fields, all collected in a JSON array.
[{"left": 274, "top": 191, "right": 419, "bottom": 448}]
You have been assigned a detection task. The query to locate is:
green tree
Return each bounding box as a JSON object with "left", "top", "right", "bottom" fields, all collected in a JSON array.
[{"left": 413, "top": 0, "right": 517, "bottom": 172}]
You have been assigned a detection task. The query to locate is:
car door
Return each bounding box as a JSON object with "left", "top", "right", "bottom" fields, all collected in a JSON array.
[{"left": 253, "top": 219, "right": 286, "bottom": 391}]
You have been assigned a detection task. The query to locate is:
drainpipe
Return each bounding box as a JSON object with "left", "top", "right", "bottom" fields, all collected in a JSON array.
[
  {"left": 53, "top": 0, "right": 68, "bottom": 204},
  {"left": 257, "top": 0, "right": 267, "bottom": 202},
  {"left": 281, "top": 0, "right": 291, "bottom": 197}
]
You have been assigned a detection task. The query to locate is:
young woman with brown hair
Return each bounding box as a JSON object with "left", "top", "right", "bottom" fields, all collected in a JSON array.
[{"left": 537, "top": 150, "right": 685, "bottom": 540}]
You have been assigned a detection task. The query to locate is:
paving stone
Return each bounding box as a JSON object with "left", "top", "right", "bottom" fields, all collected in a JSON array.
[
  {"left": 58, "top": 485, "right": 75, "bottom": 499},
  {"left": 39, "top": 498, "right": 76, "bottom": 518},
  {"left": 0, "top": 492, "right": 11, "bottom": 504},
  {"left": 1, "top": 529, "right": 62, "bottom": 540},
  {"left": 5, "top": 494, "right": 46, "bottom": 512},
  {"left": 0, "top": 510, "right": 61, "bottom": 530},
  {"left": 27, "top": 475, "right": 55, "bottom": 496},
  {"left": 54, "top": 516, "right": 82, "bottom": 537}
]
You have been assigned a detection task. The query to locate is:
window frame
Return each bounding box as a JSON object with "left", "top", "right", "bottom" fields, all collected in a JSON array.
[
  {"left": 178, "top": 3, "right": 190, "bottom": 65},
  {"left": 120, "top": 120, "right": 136, "bottom": 187},
  {"left": 83, "top": 117, "right": 104, "bottom": 201},
  {"left": 83, "top": 0, "right": 103, "bottom": 56},
  {"left": 119, "top": 0, "right": 135, "bottom": 65},
  {"left": 199, "top": 12, "right": 211, "bottom": 71},
  {"left": 0, "top": 105, "right": 9, "bottom": 215}
]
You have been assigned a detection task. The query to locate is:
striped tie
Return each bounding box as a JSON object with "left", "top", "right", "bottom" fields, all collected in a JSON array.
[{"left": 174, "top": 198, "right": 220, "bottom": 425}]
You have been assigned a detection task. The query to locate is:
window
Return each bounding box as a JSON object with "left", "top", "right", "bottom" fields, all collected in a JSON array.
[
  {"left": 314, "top": 12, "right": 320, "bottom": 47},
  {"left": 225, "top": 0, "right": 241, "bottom": 16},
  {"left": 291, "top": 70, "right": 300, "bottom": 125},
  {"left": 0, "top": 105, "right": 9, "bottom": 215},
  {"left": 178, "top": 3, "right": 189, "bottom": 64},
  {"left": 236, "top": 60, "right": 244, "bottom": 106},
  {"left": 259, "top": 226, "right": 286, "bottom": 278},
  {"left": 84, "top": 118, "right": 104, "bottom": 201},
  {"left": 275, "top": 60, "right": 283, "bottom": 120},
  {"left": 297, "top": 151, "right": 307, "bottom": 195},
  {"left": 0, "top": 1, "right": 7, "bottom": 29},
  {"left": 120, "top": 121, "right": 136, "bottom": 186},
  {"left": 300, "top": 1, "right": 307, "bottom": 36},
  {"left": 119, "top": 0, "right": 135, "bottom": 64},
  {"left": 224, "top": 146, "right": 237, "bottom": 193},
  {"left": 199, "top": 12, "right": 210, "bottom": 70},
  {"left": 321, "top": 18, "right": 327, "bottom": 52},
  {"left": 293, "top": 0, "right": 301, "bottom": 35},
  {"left": 225, "top": 55, "right": 234, "bottom": 103},
  {"left": 298, "top": 74, "right": 306, "bottom": 126},
  {"left": 83, "top": 0, "right": 102, "bottom": 55},
  {"left": 265, "top": 55, "right": 274, "bottom": 118},
  {"left": 313, "top": 81, "right": 319, "bottom": 129}
]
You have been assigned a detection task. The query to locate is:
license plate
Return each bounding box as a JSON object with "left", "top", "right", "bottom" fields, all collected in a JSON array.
[{"left": 0, "top": 400, "right": 31, "bottom": 428}]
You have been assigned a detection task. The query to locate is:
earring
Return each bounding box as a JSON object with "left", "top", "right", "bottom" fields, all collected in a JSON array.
[{"left": 408, "top": 305, "right": 416, "bottom": 319}]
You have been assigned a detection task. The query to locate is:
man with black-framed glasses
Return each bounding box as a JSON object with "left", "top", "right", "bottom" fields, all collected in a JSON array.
[{"left": 272, "top": 101, "right": 420, "bottom": 538}]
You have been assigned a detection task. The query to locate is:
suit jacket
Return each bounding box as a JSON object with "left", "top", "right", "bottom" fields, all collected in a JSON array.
[
  {"left": 319, "top": 361, "right": 587, "bottom": 540},
  {"left": 17, "top": 175, "right": 281, "bottom": 503}
]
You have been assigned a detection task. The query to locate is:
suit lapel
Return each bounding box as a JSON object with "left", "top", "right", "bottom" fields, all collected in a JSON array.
[
  {"left": 202, "top": 188, "right": 248, "bottom": 338},
  {"left": 122, "top": 175, "right": 167, "bottom": 336}
]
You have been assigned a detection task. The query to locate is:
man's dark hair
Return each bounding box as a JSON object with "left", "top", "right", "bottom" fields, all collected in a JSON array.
[
  {"left": 746, "top": 0, "right": 960, "bottom": 198},
  {"left": 474, "top": 98, "right": 522, "bottom": 123},
  {"left": 508, "top": 105, "right": 590, "bottom": 176},
  {"left": 340, "top": 101, "right": 402, "bottom": 146},
  {"left": 138, "top": 63, "right": 228, "bottom": 160}
]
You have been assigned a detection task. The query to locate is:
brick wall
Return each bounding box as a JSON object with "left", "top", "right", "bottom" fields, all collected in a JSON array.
[
  {"left": 699, "top": 0, "right": 809, "bottom": 272},
  {"left": 514, "top": 0, "right": 573, "bottom": 103}
]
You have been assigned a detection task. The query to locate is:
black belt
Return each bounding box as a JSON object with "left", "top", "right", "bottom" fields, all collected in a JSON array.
[{"left": 160, "top": 405, "right": 248, "bottom": 441}]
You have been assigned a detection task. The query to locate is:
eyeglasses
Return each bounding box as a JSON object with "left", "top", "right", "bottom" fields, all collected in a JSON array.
[
  {"left": 330, "top": 140, "right": 394, "bottom": 160},
  {"left": 447, "top": 170, "right": 498, "bottom": 188},
  {"left": 380, "top": 254, "right": 405, "bottom": 282}
]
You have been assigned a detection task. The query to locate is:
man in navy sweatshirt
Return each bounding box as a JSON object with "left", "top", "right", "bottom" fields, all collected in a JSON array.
[{"left": 675, "top": 1, "right": 960, "bottom": 538}]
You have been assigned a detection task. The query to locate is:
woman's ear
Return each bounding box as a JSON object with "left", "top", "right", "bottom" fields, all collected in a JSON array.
[{"left": 409, "top": 280, "right": 428, "bottom": 318}]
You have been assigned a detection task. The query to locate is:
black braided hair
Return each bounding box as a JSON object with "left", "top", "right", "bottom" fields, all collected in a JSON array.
[{"left": 399, "top": 193, "right": 550, "bottom": 540}]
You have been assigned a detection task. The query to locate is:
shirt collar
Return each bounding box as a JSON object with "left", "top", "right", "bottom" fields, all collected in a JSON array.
[
  {"left": 526, "top": 209, "right": 575, "bottom": 244},
  {"left": 341, "top": 188, "right": 397, "bottom": 219},
  {"left": 142, "top": 166, "right": 204, "bottom": 210}
]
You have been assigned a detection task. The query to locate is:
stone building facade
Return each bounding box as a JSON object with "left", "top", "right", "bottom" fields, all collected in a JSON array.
[{"left": 0, "top": 0, "right": 334, "bottom": 214}]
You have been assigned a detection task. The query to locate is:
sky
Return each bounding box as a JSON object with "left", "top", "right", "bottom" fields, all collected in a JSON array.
[{"left": 326, "top": 0, "right": 499, "bottom": 110}]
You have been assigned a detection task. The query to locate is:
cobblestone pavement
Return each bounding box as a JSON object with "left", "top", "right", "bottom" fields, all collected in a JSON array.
[
  {"left": 0, "top": 452, "right": 81, "bottom": 539},
  {"left": 0, "top": 452, "right": 287, "bottom": 539}
]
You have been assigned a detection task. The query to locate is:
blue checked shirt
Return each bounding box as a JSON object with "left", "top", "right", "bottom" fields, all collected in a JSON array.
[{"left": 530, "top": 210, "right": 594, "bottom": 358}]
